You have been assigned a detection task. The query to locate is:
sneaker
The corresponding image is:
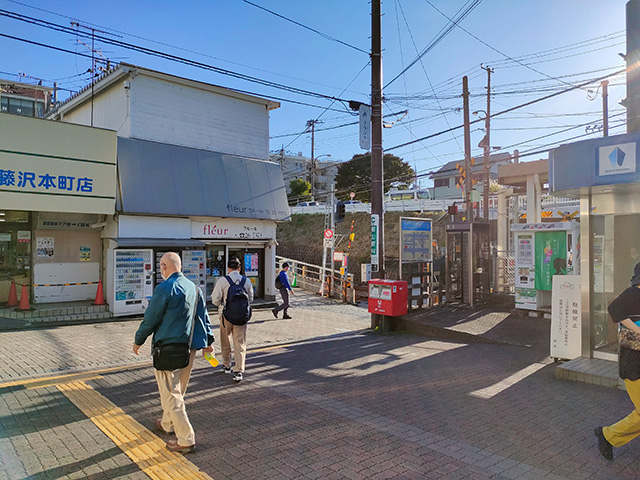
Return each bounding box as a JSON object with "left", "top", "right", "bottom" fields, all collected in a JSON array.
[
  {"left": 233, "top": 372, "right": 243, "bottom": 382},
  {"left": 594, "top": 427, "right": 613, "bottom": 460},
  {"left": 222, "top": 366, "right": 232, "bottom": 375},
  {"left": 283, "top": 314, "right": 292, "bottom": 319},
  {"left": 271, "top": 308, "right": 278, "bottom": 319}
]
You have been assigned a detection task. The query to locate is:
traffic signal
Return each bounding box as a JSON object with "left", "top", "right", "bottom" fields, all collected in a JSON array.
[{"left": 336, "top": 201, "right": 346, "bottom": 223}]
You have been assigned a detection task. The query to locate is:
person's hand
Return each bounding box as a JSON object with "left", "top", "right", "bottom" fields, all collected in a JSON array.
[
  {"left": 202, "top": 345, "right": 214, "bottom": 357},
  {"left": 290, "top": 289, "right": 295, "bottom": 295},
  {"left": 133, "top": 343, "right": 141, "bottom": 355}
]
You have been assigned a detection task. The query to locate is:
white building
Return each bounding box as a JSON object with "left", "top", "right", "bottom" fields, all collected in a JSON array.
[
  {"left": 46, "top": 63, "right": 288, "bottom": 313},
  {"left": 270, "top": 151, "right": 340, "bottom": 202}
]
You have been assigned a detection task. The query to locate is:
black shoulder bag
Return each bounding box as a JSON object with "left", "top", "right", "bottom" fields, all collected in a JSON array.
[{"left": 152, "top": 290, "right": 199, "bottom": 371}]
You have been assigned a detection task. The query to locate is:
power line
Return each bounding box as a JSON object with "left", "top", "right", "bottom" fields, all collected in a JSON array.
[
  {"left": 0, "top": 9, "right": 357, "bottom": 104},
  {"left": 385, "top": 68, "right": 626, "bottom": 152},
  {"left": 385, "top": 0, "right": 484, "bottom": 88},
  {"left": 240, "top": 0, "right": 369, "bottom": 55}
]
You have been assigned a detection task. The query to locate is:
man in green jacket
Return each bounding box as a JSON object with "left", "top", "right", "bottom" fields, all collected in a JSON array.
[{"left": 133, "top": 252, "right": 214, "bottom": 453}]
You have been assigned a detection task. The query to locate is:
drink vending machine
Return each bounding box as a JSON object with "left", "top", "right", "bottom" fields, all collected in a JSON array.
[
  {"left": 182, "top": 250, "right": 207, "bottom": 298},
  {"left": 512, "top": 222, "right": 580, "bottom": 311},
  {"left": 110, "top": 249, "right": 154, "bottom": 317}
]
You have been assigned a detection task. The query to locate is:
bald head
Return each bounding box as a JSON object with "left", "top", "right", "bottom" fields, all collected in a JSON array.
[{"left": 160, "top": 252, "right": 181, "bottom": 279}]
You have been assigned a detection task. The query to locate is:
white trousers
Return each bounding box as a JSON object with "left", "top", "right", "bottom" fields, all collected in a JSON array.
[{"left": 154, "top": 350, "right": 197, "bottom": 446}]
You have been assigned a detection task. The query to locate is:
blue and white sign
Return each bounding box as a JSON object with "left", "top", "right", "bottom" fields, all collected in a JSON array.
[
  {"left": 598, "top": 142, "right": 636, "bottom": 176},
  {"left": 400, "top": 217, "right": 433, "bottom": 264}
]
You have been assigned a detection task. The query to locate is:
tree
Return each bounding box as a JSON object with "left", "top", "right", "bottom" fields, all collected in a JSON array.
[
  {"left": 288, "top": 178, "right": 311, "bottom": 204},
  {"left": 334, "top": 153, "right": 415, "bottom": 202}
]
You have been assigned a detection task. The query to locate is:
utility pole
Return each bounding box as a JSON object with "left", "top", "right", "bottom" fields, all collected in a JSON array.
[
  {"left": 481, "top": 65, "right": 493, "bottom": 220},
  {"left": 602, "top": 80, "right": 609, "bottom": 137},
  {"left": 306, "top": 120, "right": 317, "bottom": 199},
  {"left": 463, "top": 76, "right": 472, "bottom": 223},
  {"left": 371, "top": 0, "right": 384, "bottom": 278}
]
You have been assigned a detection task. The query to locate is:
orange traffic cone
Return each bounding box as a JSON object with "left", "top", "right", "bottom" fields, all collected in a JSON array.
[
  {"left": 6, "top": 280, "right": 18, "bottom": 307},
  {"left": 93, "top": 279, "right": 105, "bottom": 306},
  {"left": 17, "top": 284, "right": 31, "bottom": 311}
]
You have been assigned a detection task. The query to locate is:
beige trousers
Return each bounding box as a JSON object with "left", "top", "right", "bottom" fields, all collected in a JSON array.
[
  {"left": 219, "top": 316, "right": 247, "bottom": 373},
  {"left": 154, "top": 349, "right": 197, "bottom": 446}
]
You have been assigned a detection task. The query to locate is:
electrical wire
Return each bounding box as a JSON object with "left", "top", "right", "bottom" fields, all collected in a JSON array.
[
  {"left": 385, "top": 68, "right": 626, "bottom": 152},
  {"left": 385, "top": 0, "right": 484, "bottom": 88},
  {"left": 240, "top": 0, "right": 368, "bottom": 55},
  {"left": 0, "top": 9, "right": 356, "bottom": 104}
]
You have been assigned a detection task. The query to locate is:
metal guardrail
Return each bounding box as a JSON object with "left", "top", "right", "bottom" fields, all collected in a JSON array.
[{"left": 275, "top": 255, "right": 357, "bottom": 304}]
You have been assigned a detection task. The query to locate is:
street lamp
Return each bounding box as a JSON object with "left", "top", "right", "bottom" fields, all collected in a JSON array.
[{"left": 311, "top": 154, "right": 332, "bottom": 202}]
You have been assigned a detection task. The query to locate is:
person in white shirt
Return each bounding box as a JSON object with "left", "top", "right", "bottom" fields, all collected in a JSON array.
[{"left": 211, "top": 257, "right": 254, "bottom": 382}]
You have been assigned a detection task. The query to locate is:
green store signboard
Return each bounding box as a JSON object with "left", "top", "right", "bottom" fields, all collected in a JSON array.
[{"left": 535, "top": 231, "right": 567, "bottom": 291}]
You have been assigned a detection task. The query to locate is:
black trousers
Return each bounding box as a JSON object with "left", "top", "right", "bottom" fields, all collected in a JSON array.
[{"left": 274, "top": 288, "right": 290, "bottom": 314}]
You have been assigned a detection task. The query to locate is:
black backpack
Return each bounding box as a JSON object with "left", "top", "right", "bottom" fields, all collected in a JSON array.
[
  {"left": 223, "top": 276, "right": 252, "bottom": 325},
  {"left": 275, "top": 274, "right": 283, "bottom": 289}
]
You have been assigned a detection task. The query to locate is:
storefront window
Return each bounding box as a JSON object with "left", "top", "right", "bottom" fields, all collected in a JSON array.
[
  {"left": 0, "top": 211, "right": 31, "bottom": 301},
  {"left": 591, "top": 210, "right": 640, "bottom": 355}
]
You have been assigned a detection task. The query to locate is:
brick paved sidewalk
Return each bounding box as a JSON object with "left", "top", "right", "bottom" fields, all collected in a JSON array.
[
  {"left": 0, "top": 290, "right": 370, "bottom": 383},
  {"left": 2, "top": 331, "right": 638, "bottom": 479}
]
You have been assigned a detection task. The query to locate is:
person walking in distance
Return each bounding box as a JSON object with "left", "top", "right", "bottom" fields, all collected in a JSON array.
[
  {"left": 211, "top": 257, "right": 253, "bottom": 382},
  {"left": 594, "top": 262, "right": 640, "bottom": 460},
  {"left": 272, "top": 262, "right": 294, "bottom": 319},
  {"left": 133, "top": 252, "right": 214, "bottom": 454}
]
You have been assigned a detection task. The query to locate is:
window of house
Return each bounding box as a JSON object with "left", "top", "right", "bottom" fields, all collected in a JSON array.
[
  {"left": 434, "top": 178, "right": 449, "bottom": 188},
  {"left": 0, "top": 97, "right": 43, "bottom": 117}
]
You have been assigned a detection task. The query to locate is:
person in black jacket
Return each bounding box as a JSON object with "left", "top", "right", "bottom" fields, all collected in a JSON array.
[{"left": 594, "top": 262, "right": 640, "bottom": 460}]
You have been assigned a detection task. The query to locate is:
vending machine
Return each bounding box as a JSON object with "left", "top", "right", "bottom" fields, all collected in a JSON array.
[
  {"left": 182, "top": 250, "right": 207, "bottom": 298},
  {"left": 512, "top": 222, "right": 579, "bottom": 311},
  {"left": 110, "top": 248, "right": 154, "bottom": 316}
]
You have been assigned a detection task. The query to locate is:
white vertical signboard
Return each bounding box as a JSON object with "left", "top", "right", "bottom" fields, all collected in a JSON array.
[
  {"left": 371, "top": 214, "right": 379, "bottom": 271},
  {"left": 359, "top": 104, "right": 371, "bottom": 150},
  {"left": 550, "top": 275, "right": 582, "bottom": 359}
]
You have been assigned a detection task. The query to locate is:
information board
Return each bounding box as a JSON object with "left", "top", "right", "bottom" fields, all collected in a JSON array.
[
  {"left": 400, "top": 217, "right": 432, "bottom": 264},
  {"left": 550, "top": 275, "right": 582, "bottom": 360}
]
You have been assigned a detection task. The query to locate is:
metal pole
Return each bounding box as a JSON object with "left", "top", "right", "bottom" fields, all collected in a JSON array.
[
  {"left": 602, "top": 80, "right": 609, "bottom": 137},
  {"left": 481, "top": 65, "right": 493, "bottom": 220},
  {"left": 309, "top": 120, "right": 316, "bottom": 199},
  {"left": 463, "top": 76, "right": 472, "bottom": 224}
]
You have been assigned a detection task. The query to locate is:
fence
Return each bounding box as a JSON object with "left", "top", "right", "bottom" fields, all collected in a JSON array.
[
  {"left": 275, "top": 255, "right": 357, "bottom": 304},
  {"left": 494, "top": 250, "right": 515, "bottom": 294}
]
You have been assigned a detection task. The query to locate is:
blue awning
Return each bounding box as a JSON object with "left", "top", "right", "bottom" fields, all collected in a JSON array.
[{"left": 116, "top": 137, "right": 290, "bottom": 221}]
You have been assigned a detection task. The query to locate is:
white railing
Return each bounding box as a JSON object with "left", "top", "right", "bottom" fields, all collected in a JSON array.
[
  {"left": 290, "top": 193, "right": 580, "bottom": 217},
  {"left": 275, "top": 255, "right": 357, "bottom": 304}
]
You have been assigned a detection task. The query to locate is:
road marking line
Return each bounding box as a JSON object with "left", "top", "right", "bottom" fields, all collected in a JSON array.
[{"left": 57, "top": 381, "right": 213, "bottom": 480}]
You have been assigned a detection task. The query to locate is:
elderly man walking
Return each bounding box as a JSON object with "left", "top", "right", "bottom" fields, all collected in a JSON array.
[{"left": 133, "top": 252, "right": 214, "bottom": 453}]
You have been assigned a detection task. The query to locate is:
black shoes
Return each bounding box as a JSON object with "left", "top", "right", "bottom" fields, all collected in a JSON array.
[
  {"left": 271, "top": 308, "right": 278, "bottom": 318},
  {"left": 283, "top": 314, "right": 292, "bottom": 319},
  {"left": 594, "top": 427, "right": 613, "bottom": 460}
]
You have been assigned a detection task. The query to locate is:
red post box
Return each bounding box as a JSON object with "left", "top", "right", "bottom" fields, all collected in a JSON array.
[{"left": 367, "top": 279, "right": 408, "bottom": 316}]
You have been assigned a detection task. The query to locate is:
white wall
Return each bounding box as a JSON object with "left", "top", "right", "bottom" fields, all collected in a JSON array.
[
  {"left": 62, "top": 80, "right": 130, "bottom": 137},
  {"left": 130, "top": 75, "right": 270, "bottom": 159}
]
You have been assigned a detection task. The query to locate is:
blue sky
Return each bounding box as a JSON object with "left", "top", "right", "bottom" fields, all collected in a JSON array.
[{"left": 0, "top": 0, "right": 629, "bottom": 187}]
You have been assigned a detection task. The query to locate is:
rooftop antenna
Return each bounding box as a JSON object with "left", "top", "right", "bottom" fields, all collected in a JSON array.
[{"left": 70, "top": 22, "right": 112, "bottom": 127}]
